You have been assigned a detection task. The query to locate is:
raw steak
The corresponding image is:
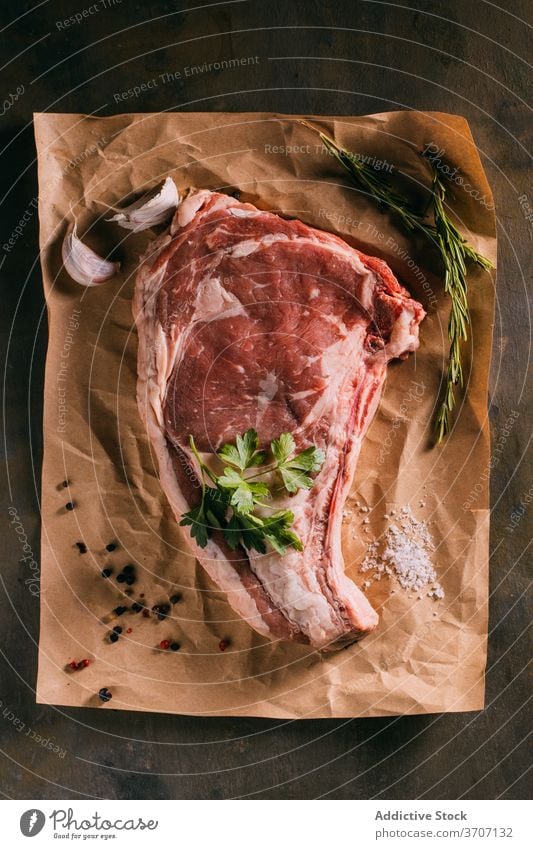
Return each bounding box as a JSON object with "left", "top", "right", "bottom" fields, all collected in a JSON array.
[{"left": 133, "top": 189, "right": 425, "bottom": 650}]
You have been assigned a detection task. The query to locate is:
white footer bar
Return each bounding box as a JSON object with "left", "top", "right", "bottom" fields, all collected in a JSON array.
[{"left": 2, "top": 799, "right": 528, "bottom": 848}]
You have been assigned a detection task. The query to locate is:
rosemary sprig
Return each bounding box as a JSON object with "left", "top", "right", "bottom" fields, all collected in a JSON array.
[
  {"left": 315, "top": 126, "right": 426, "bottom": 234},
  {"left": 302, "top": 123, "right": 493, "bottom": 441},
  {"left": 430, "top": 168, "right": 493, "bottom": 441}
]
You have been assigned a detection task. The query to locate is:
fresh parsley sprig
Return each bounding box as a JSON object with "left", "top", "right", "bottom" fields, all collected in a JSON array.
[
  {"left": 179, "top": 429, "right": 325, "bottom": 554},
  {"left": 301, "top": 122, "right": 493, "bottom": 442}
]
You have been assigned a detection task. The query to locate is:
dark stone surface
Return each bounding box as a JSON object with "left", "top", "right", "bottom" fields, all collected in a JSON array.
[{"left": 0, "top": 0, "right": 530, "bottom": 799}]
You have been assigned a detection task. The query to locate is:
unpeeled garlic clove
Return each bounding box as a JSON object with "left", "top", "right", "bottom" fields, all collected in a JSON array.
[
  {"left": 106, "top": 176, "right": 180, "bottom": 232},
  {"left": 62, "top": 224, "right": 120, "bottom": 287}
]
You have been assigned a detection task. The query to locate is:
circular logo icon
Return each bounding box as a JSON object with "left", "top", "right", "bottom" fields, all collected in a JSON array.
[{"left": 20, "top": 810, "right": 46, "bottom": 837}]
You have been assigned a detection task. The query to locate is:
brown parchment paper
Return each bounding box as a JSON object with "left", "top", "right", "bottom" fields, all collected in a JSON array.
[{"left": 33, "top": 111, "right": 496, "bottom": 718}]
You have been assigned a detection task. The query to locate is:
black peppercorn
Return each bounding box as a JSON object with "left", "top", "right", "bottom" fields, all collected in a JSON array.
[
  {"left": 98, "top": 687, "right": 112, "bottom": 702},
  {"left": 65, "top": 502, "right": 75, "bottom": 511},
  {"left": 152, "top": 604, "right": 170, "bottom": 620}
]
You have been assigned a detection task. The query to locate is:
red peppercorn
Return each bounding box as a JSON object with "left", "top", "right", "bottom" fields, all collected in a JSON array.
[
  {"left": 68, "top": 661, "right": 78, "bottom": 670},
  {"left": 159, "top": 639, "right": 170, "bottom": 650},
  {"left": 77, "top": 659, "right": 90, "bottom": 669},
  {"left": 126, "top": 628, "right": 132, "bottom": 634},
  {"left": 219, "top": 639, "right": 229, "bottom": 652}
]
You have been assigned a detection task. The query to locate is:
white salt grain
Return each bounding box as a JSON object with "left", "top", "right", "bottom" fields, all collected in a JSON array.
[{"left": 360, "top": 505, "right": 444, "bottom": 599}]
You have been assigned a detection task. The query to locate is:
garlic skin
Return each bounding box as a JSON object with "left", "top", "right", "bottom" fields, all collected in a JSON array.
[
  {"left": 62, "top": 224, "right": 120, "bottom": 287},
  {"left": 107, "top": 176, "right": 180, "bottom": 232}
]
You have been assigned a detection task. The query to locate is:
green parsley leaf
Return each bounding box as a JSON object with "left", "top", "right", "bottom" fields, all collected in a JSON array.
[
  {"left": 205, "top": 486, "right": 230, "bottom": 518},
  {"left": 217, "top": 467, "right": 245, "bottom": 489},
  {"left": 230, "top": 485, "right": 255, "bottom": 515},
  {"left": 261, "top": 510, "right": 303, "bottom": 553},
  {"left": 262, "top": 528, "right": 304, "bottom": 554},
  {"left": 272, "top": 435, "right": 325, "bottom": 493},
  {"left": 205, "top": 509, "right": 222, "bottom": 529},
  {"left": 277, "top": 528, "right": 304, "bottom": 551},
  {"left": 241, "top": 531, "right": 267, "bottom": 554},
  {"left": 279, "top": 467, "right": 314, "bottom": 493},
  {"left": 223, "top": 514, "right": 242, "bottom": 550},
  {"left": 271, "top": 432, "right": 296, "bottom": 464},
  {"left": 179, "top": 504, "right": 209, "bottom": 548},
  {"left": 217, "top": 467, "right": 269, "bottom": 516},
  {"left": 218, "top": 428, "right": 266, "bottom": 471},
  {"left": 286, "top": 445, "right": 325, "bottom": 472}
]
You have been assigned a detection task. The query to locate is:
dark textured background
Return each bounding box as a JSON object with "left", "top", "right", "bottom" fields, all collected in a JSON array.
[{"left": 0, "top": 0, "right": 531, "bottom": 800}]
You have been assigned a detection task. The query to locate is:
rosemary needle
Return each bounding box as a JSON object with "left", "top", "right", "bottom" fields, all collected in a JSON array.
[{"left": 302, "top": 123, "right": 493, "bottom": 441}]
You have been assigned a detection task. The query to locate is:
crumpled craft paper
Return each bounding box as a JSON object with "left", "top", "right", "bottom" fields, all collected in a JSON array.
[{"left": 33, "top": 111, "right": 495, "bottom": 718}]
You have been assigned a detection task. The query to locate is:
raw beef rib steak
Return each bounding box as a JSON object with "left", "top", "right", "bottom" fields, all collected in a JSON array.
[{"left": 133, "top": 189, "right": 425, "bottom": 650}]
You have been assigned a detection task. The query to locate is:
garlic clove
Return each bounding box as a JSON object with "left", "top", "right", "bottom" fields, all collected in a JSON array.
[
  {"left": 62, "top": 224, "right": 120, "bottom": 287},
  {"left": 106, "top": 176, "right": 180, "bottom": 232}
]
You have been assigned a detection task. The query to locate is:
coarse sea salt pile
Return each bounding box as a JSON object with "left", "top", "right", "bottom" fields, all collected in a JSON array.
[{"left": 360, "top": 505, "right": 444, "bottom": 600}]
